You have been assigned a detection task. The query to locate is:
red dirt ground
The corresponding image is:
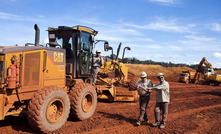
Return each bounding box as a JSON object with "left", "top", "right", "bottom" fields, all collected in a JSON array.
[{"left": 0, "top": 77, "right": 220, "bottom": 134}]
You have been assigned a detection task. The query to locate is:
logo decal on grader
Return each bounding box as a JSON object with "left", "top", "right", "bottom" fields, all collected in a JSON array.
[
  {"left": 47, "top": 51, "right": 65, "bottom": 65},
  {"left": 54, "top": 52, "right": 64, "bottom": 63}
]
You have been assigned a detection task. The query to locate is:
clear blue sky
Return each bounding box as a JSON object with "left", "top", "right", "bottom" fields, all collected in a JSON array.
[{"left": 0, "top": 0, "right": 221, "bottom": 68}]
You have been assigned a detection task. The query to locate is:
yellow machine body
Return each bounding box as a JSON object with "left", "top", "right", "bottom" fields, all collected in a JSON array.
[
  {"left": 0, "top": 47, "right": 66, "bottom": 120},
  {"left": 96, "top": 59, "right": 137, "bottom": 102}
]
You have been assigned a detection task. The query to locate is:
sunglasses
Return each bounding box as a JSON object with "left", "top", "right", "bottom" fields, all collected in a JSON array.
[{"left": 158, "top": 76, "right": 164, "bottom": 79}]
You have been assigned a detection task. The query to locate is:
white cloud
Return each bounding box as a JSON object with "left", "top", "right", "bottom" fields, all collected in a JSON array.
[
  {"left": 151, "top": 54, "right": 164, "bottom": 59},
  {"left": 213, "top": 63, "right": 221, "bottom": 68},
  {"left": 0, "top": 12, "right": 45, "bottom": 22},
  {"left": 178, "top": 35, "right": 220, "bottom": 51},
  {"left": 211, "top": 23, "right": 221, "bottom": 32},
  {"left": 148, "top": 0, "right": 180, "bottom": 6},
  {"left": 192, "top": 61, "right": 199, "bottom": 64},
  {"left": 135, "top": 37, "right": 154, "bottom": 42},
  {"left": 151, "top": 54, "right": 177, "bottom": 60},
  {"left": 149, "top": 0, "right": 174, "bottom": 3},
  {"left": 135, "top": 55, "right": 150, "bottom": 60},
  {"left": 213, "top": 52, "right": 221, "bottom": 59},
  {"left": 43, "top": 37, "right": 49, "bottom": 45},
  {"left": 185, "top": 35, "right": 215, "bottom": 42},
  {"left": 169, "top": 45, "right": 182, "bottom": 51},
  {"left": 96, "top": 34, "right": 129, "bottom": 42},
  {"left": 121, "top": 18, "right": 192, "bottom": 33},
  {"left": 146, "top": 44, "right": 162, "bottom": 49}
]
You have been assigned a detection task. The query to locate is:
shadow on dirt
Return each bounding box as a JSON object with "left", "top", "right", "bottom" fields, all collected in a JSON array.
[
  {"left": 200, "top": 91, "right": 221, "bottom": 97},
  {"left": 0, "top": 116, "right": 35, "bottom": 133},
  {"left": 97, "top": 111, "right": 137, "bottom": 125}
]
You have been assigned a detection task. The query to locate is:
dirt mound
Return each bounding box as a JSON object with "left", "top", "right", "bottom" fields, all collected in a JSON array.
[
  {"left": 215, "top": 70, "right": 221, "bottom": 74},
  {"left": 125, "top": 64, "right": 195, "bottom": 81}
]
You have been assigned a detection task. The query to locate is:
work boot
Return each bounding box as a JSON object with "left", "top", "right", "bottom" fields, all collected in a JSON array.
[
  {"left": 143, "top": 119, "right": 149, "bottom": 125},
  {"left": 159, "top": 123, "right": 166, "bottom": 129},
  {"left": 151, "top": 122, "right": 160, "bottom": 127},
  {"left": 136, "top": 120, "right": 141, "bottom": 126}
]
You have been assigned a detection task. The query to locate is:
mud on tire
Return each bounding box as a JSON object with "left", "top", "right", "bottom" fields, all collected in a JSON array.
[
  {"left": 69, "top": 83, "right": 97, "bottom": 120},
  {"left": 128, "top": 77, "right": 140, "bottom": 91},
  {"left": 27, "top": 86, "right": 70, "bottom": 133}
]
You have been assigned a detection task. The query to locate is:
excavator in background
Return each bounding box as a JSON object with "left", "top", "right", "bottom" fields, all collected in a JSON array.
[
  {"left": 95, "top": 43, "right": 138, "bottom": 102},
  {"left": 193, "top": 57, "right": 221, "bottom": 85}
]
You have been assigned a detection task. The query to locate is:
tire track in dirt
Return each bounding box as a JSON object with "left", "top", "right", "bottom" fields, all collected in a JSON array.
[
  {"left": 168, "top": 103, "right": 221, "bottom": 121},
  {"left": 82, "top": 104, "right": 221, "bottom": 134},
  {"left": 171, "top": 95, "right": 220, "bottom": 103}
]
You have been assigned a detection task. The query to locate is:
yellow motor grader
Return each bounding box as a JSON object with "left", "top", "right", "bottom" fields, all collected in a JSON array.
[
  {"left": 0, "top": 24, "right": 108, "bottom": 133},
  {"left": 95, "top": 43, "right": 138, "bottom": 102}
]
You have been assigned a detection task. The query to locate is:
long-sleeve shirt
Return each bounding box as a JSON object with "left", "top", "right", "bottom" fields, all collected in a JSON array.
[
  {"left": 150, "top": 80, "right": 170, "bottom": 102},
  {"left": 136, "top": 79, "right": 154, "bottom": 97}
]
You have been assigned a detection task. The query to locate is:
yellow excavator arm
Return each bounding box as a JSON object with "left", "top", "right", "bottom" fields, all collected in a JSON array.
[{"left": 193, "top": 57, "right": 214, "bottom": 83}]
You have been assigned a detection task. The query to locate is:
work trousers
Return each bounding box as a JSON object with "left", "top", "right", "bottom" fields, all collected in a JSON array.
[
  {"left": 92, "top": 66, "right": 100, "bottom": 86},
  {"left": 154, "top": 102, "right": 169, "bottom": 124},
  {"left": 138, "top": 95, "right": 150, "bottom": 121}
]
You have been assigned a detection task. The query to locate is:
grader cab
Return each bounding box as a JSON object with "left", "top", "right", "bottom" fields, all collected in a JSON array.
[{"left": 0, "top": 24, "right": 103, "bottom": 133}]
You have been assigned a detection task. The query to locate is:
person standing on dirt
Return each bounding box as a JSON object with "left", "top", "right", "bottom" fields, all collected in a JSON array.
[
  {"left": 148, "top": 72, "right": 170, "bottom": 129},
  {"left": 136, "top": 72, "right": 154, "bottom": 126},
  {"left": 92, "top": 49, "right": 104, "bottom": 86}
]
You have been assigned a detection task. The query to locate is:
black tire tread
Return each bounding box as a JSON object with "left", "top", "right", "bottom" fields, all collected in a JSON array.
[
  {"left": 128, "top": 77, "right": 140, "bottom": 90},
  {"left": 69, "top": 83, "right": 97, "bottom": 120},
  {"left": 27, "top": 86, "right": 69, "bottom": 133}
]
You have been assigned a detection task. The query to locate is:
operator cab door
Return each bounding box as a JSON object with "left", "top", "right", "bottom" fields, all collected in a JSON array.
[{"left": 77, "top": 31, "right": 93, "bottom": 77}]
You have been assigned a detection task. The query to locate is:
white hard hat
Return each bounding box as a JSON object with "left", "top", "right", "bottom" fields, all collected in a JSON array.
[
  {"left": 96, "top": 49, "right": 101, "bottom": 53},
  {"left": 157, "top": 72, "right": 164, "bottom": 77},
  {"left": 140, "top": 72, "right": 147, "bottom": 78}
]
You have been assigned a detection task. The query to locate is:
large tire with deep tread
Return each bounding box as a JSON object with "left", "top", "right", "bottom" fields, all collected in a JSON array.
[
  {"left": 69, "top": 83, "right": 97, "bottom": 120},
  {"left": 128, "top": 77, "right": 140, "bottom": 91},
  {"left": 27, "top": 86, "right": 70, "bottom": 133}
]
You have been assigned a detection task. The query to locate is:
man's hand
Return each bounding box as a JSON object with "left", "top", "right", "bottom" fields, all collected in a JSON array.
[{"left": 147, "top": 89, "right": 152, "bottom": 93}]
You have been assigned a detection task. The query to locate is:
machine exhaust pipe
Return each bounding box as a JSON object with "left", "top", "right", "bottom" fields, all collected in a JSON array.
[{"left": 34, "top": 24, "right": 40, "bottom": 47}]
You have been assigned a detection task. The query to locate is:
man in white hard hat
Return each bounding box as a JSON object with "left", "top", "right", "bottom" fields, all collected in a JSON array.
[
  {"left": 147, "top": 72, "right": 170, "bottom": 129},
  {"left": 92, "top": 49, "right": 104, "bottom": 86},
  {"left": 135, "top": 71, "right": 154, "bottom": 126}
]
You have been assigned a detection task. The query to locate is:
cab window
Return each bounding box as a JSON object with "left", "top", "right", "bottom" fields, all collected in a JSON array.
[{"left": 79, "top": 31, "right": 92, "bottom": 75}]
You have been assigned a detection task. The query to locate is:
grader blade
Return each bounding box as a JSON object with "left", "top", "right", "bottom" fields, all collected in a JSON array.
[{"left": 115, "top": 89, "right": 138, "bottom": 102}]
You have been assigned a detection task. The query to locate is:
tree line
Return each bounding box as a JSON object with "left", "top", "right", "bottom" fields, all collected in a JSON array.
[{"left": 105, "top": 54, "right": 221, "bottom": 70}]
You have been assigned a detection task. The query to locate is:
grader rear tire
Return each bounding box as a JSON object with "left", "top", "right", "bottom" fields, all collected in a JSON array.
[
  {"left": 69, "top": 83, "right": 97, "bottom": 120},
  {"left": 27, "top": 86, "right": 70, "bottom": 133},
  {"left": 128, "top": 77, "right": 140, "bottom": 91}
]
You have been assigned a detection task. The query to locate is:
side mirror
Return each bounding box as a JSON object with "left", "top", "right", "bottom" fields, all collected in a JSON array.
[
  {"left": 89, "top": 34, "right": 95, "bottom": 43},
  {"left": 104, "top": 41, "right": 109, "bottom": 51},
  {"left": 125, "top": 46, "right": 131, "bottom": 50},
  {"left": 122, "top": 46, "right": 131, "bottom": 60}
]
